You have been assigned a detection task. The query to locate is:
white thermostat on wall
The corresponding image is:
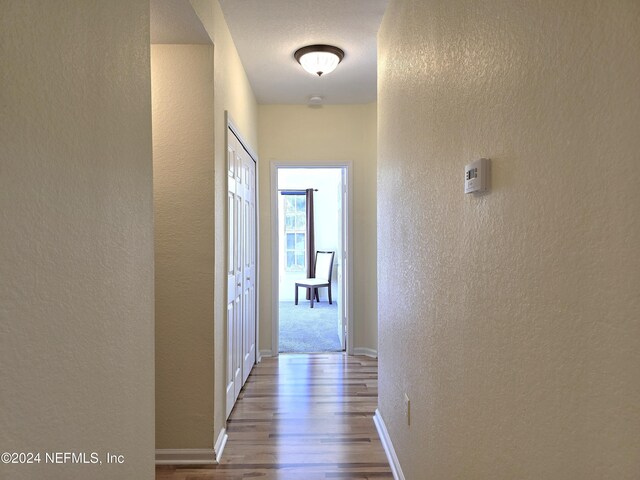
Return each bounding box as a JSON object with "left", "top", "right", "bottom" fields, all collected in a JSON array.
[{"left": 464, "top": 158, "right": 490, "bottom": 194}]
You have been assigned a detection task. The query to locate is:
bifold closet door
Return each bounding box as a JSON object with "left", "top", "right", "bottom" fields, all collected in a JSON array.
[
  {"left": 226, "top": 127, "right": 256, "bottom": 418},
  {"left": 241, "top": 154, "right": 256, "bottom": 384}
]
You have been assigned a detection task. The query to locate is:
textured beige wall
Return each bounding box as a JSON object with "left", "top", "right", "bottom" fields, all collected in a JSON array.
[
  {"left": 258, "top": 104, "right": 378, "bottom": 355},
  {"left": 377, "top": 1, "right": 640, "bottom": 479},
  {"left": 152, "top": 44, "right": 215, "bottom": 449},
  {"left": 191, "top": 0, "right": 259, "bottom": 443},
  {"left": 0, "top": 1, "right": 155, "bottom": 479}
]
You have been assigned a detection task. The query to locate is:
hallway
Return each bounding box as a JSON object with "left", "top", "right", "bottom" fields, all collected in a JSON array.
[{"left": 156, "top": 354, "right": 391, "bottom": 479}]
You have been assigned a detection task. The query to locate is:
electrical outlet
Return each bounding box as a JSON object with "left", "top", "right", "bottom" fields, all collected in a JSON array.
[{"left": 404, "top": 393, "right": 410, "bottom": 426}]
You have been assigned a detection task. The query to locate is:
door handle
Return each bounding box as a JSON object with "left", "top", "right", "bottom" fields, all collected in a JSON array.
[{"left": 237, "top": 282, "right": 241, "bottom": 287}]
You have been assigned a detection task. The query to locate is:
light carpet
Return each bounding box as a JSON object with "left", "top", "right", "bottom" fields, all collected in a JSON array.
[{"left": 278, "top": 300, "right": 342, "bottom": 353}]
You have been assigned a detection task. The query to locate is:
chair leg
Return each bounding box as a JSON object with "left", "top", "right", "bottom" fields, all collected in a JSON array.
[
  {"left": 295, "top": 285, "right": 298, "bottom": 305},
  {"left": 310, "top": 288, "right": 315, "bottom": 308},
  {"left": 315, "top": 289, "right": 320, "bottom": 302},
  {"left": 328, "top": 284, "right": 332, "bottom": 304}
]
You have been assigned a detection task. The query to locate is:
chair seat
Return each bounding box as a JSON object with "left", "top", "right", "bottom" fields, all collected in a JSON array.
[{"left": 295, "top": 278, "right": 330, "bottom": 287}]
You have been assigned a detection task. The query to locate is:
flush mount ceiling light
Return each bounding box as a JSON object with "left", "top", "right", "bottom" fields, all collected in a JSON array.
[{"left": 294, "top": 45, "right": 345, "bottom": 77}]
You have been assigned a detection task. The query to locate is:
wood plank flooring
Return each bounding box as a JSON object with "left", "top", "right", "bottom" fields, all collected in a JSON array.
[{"left": 156, "top": 353, "right": 392, "bottom": 480}]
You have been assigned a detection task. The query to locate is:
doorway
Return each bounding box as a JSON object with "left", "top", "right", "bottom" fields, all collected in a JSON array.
[{"left": 271, "top": 165, "right": 352, "bottom": 355}]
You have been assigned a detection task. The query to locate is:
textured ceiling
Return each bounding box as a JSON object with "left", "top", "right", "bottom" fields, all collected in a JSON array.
[
  {"left": 150, "top": 0, "right": 212, "bottom": 44},
  {"left": 219, "top": 0, "right": 388, "bottom": 104}
]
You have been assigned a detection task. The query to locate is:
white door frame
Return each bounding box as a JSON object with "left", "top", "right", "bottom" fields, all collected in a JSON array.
[
  {"left": 225, "top": 112, "right": 260, "bottom": 418},
  {"left": 270, "top": 161, "right": 354, "bottom": 356}
]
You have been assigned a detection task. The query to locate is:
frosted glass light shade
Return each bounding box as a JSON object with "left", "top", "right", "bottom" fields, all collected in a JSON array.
[{"left": 294, "top": 45, "right": 344, "bottom": 77}]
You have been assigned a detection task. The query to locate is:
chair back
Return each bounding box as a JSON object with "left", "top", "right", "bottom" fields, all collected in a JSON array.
[{"left": 314, "top": 251, "right": 335, "bottom": 282}]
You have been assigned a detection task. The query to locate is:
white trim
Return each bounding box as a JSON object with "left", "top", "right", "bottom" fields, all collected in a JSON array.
[
  {"left": 270, "top": 163, "right": 279, "bottom": 357},
  {"left": 214, "top": 428, "right": 228, "bottom": 463},
  {"left": 259, "top": 349, "right": 274, "bottom": 358},
  {"left": 373, "top": 409, "right": 406, "bottom": 480},
  {"left": 270, "top": 161, "right": 354, "bottom": 357},
  {"left": 353, "top": 347, "right": 378, "bottom": 358},
  {"left": 345, "top": 164, "right": 354, "bottom": 356},
  {"left": 154, "top": 429, "right": 228, "bottom": 465},
  {"left": 155, "top": 449, "right": 216, "bottom": 465}
]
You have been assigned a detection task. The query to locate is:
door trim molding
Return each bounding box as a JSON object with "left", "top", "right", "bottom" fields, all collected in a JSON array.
[
  {"left": 373, "top": 409, "right": 405, "bottom": 480},
  {"left": 270, "top": 161, "right": 354, "bottom": 356}
]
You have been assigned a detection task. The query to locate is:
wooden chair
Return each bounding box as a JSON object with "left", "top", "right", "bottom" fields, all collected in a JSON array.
[{"left": 294, "top": 251, "right": 335, "bottom": 308}]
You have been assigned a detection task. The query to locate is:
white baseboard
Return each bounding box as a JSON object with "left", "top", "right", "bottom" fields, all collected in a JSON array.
[
  {"left": 259, "top": 349, "right": 274, "bottom": 358},
  {"left": 155, "top": 449, "right": 216, "bottom": 465},
  {"left": 214, "top": 428, "right": 228, "bottom": 463},
  {"left": 353, "top": 347, "right": 378, "bottom": 358},
  {"left": 155, "top": 429, "right": 227, "bottom": 465},
  {"left": 373, "top": 409, "right": 405, "bottom": 480}
]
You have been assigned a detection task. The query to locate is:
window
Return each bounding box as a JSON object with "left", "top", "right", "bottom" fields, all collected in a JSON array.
[{"left": 284, "top": 195, "right": 306, "bottom": 272}]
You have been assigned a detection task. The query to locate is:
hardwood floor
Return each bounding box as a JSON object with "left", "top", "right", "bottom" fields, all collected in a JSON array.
[{"left": 156, "top": 353, "right": 392, "bottom": 480}]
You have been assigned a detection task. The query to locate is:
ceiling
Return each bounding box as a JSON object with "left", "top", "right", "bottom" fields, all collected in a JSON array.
[
  {"left": 218, "top": 0, "right": 389, "bottom": 104},
  {"left": 150, "top": 0, "right": 212, "bottom": 45}
]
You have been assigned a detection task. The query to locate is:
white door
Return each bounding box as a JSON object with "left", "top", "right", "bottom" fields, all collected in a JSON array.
[
  {"left": 226, "top": 127, "right": 257, "bottom": 418},
  {"left": 241, "top": 146, "right": 256, "bottom": 384}
]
